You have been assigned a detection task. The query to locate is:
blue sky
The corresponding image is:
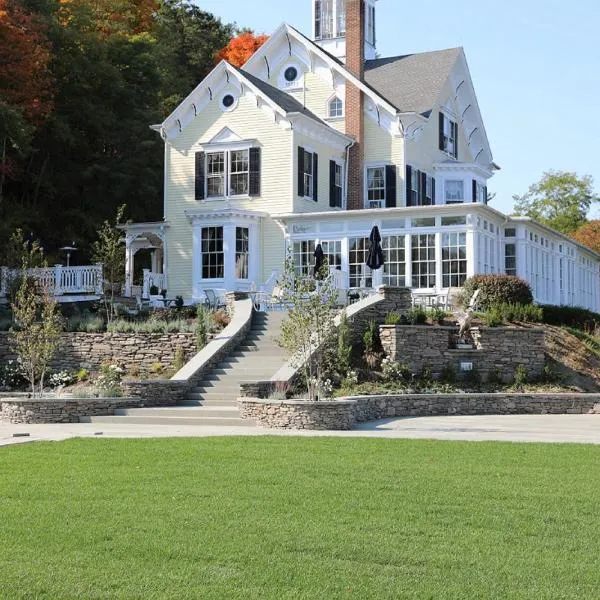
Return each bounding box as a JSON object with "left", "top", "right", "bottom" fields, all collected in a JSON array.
[{"left": 197, "top": 0, "right": 600, "bottom": 217}]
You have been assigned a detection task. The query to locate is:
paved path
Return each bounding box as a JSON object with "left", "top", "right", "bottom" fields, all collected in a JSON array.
[{"left": 2, "top": 414, "right": 600, "bottom": 446}]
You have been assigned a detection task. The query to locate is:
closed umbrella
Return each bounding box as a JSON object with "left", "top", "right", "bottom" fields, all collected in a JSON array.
[
  {"left": 366, "top": 225, "right": 385, "bottom": 270},
  {"left": 313, "top": 243, "right": 325, "bottom": 279}
]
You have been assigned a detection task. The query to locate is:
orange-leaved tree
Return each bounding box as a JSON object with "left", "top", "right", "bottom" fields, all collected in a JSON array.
[
  {"left": 216, "top": 32, "right": 268, "bottom": 67},
  {"left": 0, "top": 0, "right": 54, "bottom": 203},
  {"left": 572, "top": 220, "right": 600, "bottom": 254}
]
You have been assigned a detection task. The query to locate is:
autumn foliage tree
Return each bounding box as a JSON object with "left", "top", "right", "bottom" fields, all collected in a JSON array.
[
  {"left": 572, "top": 220, "right": 600, "bottom": 255},
  {"left": 216, "top": 31, "right": 268, "bottom": 67},
  {"left": 0, "top": 0, "right": 54, "bottom": 202}
]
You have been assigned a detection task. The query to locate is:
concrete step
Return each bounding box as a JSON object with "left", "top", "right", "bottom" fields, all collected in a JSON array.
[
  {"left": 178, "top": 398, "right": 238, "bottom": 407},
  {"left": 185, "top": 392, "right": 239, "bottom": 401},
  {"left": 115, "top": 406, "right": 239, "bottom": 417},
  {"left": 81, "top": 415, "right": 253, "bottom": 427}
]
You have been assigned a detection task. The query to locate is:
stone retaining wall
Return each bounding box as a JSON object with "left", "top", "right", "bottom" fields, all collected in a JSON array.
[
  {"left": 0, "top": 397, "right": 142, "bottom": 424},
  {"left": 0, "top": 331, "right": 196, "bottom": 372},
  {"left": 120, "top": 379, "right": 186, "bottom": 406},
  {"left": 238, "top": 398, "right": 356, "bottom": 430},
  {"left": 239, "top": 393, "right": 600, "bottom": 430},
  {"left": 379, "top": 325, "right": 545, "bottom": 382}
]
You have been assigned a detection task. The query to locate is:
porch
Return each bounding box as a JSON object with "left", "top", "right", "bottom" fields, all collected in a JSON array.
[{"left": 0, "top": 265, "right": 103, "bottom": 302}]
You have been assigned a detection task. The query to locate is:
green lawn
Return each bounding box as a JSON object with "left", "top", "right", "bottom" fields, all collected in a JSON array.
[{"left": 1, "top": 437, "right": 600, "bottom": 599}]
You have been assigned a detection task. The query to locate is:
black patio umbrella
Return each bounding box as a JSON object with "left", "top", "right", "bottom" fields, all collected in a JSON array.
[
  {"left": 366, "top": 225, "right": 385, "bottom": 270},
  {"left": 313, "top": 243, "right": 325, "bottom": 279}
]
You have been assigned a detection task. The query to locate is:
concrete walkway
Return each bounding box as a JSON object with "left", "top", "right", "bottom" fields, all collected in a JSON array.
[{"left": 2, "top": 414, "right": 600, "bottom": 446}]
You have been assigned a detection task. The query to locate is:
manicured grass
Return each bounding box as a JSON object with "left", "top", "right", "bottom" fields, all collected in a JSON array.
[{"left": 1, "top": 437, "right": 600, "bottom": 599}]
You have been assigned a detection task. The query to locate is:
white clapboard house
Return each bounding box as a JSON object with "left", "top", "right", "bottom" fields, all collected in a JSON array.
[{"left": 121, "top": 0, "right": 600, "bottom": 311}]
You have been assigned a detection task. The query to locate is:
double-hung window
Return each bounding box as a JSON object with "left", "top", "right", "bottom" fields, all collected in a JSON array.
[
  {"left": 235, "top": 227, "right": 249, "bottom": 280},
  {"left": 445, "top": 180, "right": 464, "bottom": 204},
  {"left": 201, "top": 226, "right": 224, "bottom": 280},
  {"left": 439, "top": 113, "right": 458, "bottom": 158},
  {"left": 411, "top": 234, "right": 436, "bottom": 288},
  {"left": 382, "top": 235, "right": 406, "bottom": 287},
  {"left": 206, "top": 149, "right": 249, "bottom": 198},
  {"left": 302, "top": 149, "right": 314, "bottom": 199},
  {"left": 442, "top": 232, "right": 467, "bottom": 287},
  {"left": 366, "top": 166, "right": 385, "bottom": 208},
  {"left": 293, "top": 240, "right": 315, "bottom": 276}
]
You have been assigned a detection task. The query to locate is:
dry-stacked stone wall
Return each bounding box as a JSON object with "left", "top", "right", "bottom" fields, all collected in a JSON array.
[
  {"left": 0, "top": 332, "right": 196, "bottom": 372},
  {"left": 379, "top": 325, "right": 545, "bottom": 382},
  {"left": 238, "top": 394, "right": 600, "bottom": 430}
]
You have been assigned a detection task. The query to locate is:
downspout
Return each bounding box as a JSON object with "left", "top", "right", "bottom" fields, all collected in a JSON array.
[{"left": 344, "top": 139, "right": 356, "bottom": 210}]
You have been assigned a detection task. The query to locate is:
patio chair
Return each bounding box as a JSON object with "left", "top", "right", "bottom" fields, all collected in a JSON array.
[{"left": 204, "top": 289, "right": 226, "bottom": 311}]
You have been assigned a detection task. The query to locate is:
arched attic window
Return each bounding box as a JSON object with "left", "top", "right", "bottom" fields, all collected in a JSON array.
[{"left": 328, "top": 96, "right": 343, "bottom": 118}]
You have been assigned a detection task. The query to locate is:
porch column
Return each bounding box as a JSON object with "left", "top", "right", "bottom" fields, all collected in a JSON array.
[
  {"left": 191, "top": 222, "right": 202, "bottom": 301},
  {"left": 248, "top": 223, "right": 260, "bottom": 287},
  {"left": 124, "top": 238, "right": 134, "bottom": 297},
  {"left": 466, "top": 229, "right": 475, "bottom": 278},
  {"left": 434, "top": 232, "right": 442, "bottom": 292},
  {"left": 150, "top": 250, "right": 159, "bottom": 273},
  {"left": 404, "top": 234, "right": 412, "bottom": 288},
  {"left": 223, "top": 223, "right": 236, "bottom": 291}
]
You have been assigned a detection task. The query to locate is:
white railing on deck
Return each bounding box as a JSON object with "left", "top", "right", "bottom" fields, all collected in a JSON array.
[
  {"left": 142, "top": 269, "right": 166, "bottom": 298},
  {"left": 0, "top": 264, "right": 103, "bottom": 297}
]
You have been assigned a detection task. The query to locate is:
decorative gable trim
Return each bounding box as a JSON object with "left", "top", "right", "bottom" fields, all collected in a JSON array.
[{"left": 209, "top": 127, "right": 243, "bottom": 144}]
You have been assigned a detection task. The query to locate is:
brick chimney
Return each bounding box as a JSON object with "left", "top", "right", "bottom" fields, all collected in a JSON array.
[{"left": 345, "top": 0, "right": 365, "bottom": 211}]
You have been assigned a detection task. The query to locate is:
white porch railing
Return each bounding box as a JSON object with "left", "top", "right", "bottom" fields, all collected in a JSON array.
[
  {"left": 142, "top": 269, "right": 166, "bottom": 298},
  {"left": 0, "top": 264, "right": 103, "bottom": 298}
]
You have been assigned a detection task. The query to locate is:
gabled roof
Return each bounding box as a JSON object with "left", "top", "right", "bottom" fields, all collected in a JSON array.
[
  {"left": 234, "top": 67, "right": 323, "bottom": 124},
  {"left": 159, "top": 60, "right": 349, "bottom": 141},
  {"left": 364, "top": 48, "right": 462, "bottom": 117}
]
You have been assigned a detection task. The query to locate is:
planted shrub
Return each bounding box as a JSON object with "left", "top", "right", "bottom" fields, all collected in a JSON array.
[
  {"left": 362, "top": 319, "right": 381, "bottom": 368},
  {"left": 384, "top": 311, "right": 402, "bottom": 325},
  {"left": 336, "top": 312, "right": 352, "bottom": 377},
  {"left": 196, "top": 305, "right": 213, "bottom": 348},
  {"left": 539, "top": 305, "right": 600, "bottom": 331},
  {"left": 173, "top": 347, "right": 186, "bottom": 372},
  {"left": 464, "top": 366, "right": 482, "bottom": 388},
  {"left": 513, "top": 364, "right": 529, "bottom": 389},
  {"left": 406, "top": 307, "right": 427, "bottom": 325},
  {"left": 440, "top": 363, "right": 457, "bottom": 383},
  {"left": 381, "top": 357, "right": 411, "bottom": 383},
  {"left": 484, "top": 307, "right": 503, "bottom": 327},
  {"left": 428, "top": 307, "right": 447, "bottom": 325},
  {"left": 492, "top": 303, "right": 543, "bottom": 324},
  {"left": 461, "top": 275, "right": 533, "bottom": 310}
]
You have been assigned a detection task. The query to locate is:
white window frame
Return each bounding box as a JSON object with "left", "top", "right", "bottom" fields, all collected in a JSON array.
[
  {"left": 333, "top": 161, "right": 344, "bottom": 208},
  {"left": 365, "top": 165, "right": 386, "bottom": 209},
  {"left": 328, "top": 96, "right": 344, "bottom": 118},
  {"left": 201, "top": 226, "right": 225, "bottom": 280},
  {"left": 366, "top": 3, "right": 376, "bottom": 45},
  {"left": 411, "top": 234, "right": 436, "bottom": 289},
  {"left": 441, "top": 232, "right": 467, "bottom": 288},
  {"left": 301, "top": 148, "right": 314, "bottom": 200},
  {"left": 382, "top": 235, "right": 406, "bottom": 287},
  {"left": 235, "top": 226, "right": 249, "bottom": 280},
  {"left": 476, "top": 181, "right": 486, "bottom": 203},
  {"left": 204, "top": 145, "right": 251, "bottom": 200},
  {"left": 445, "top": 179, "right": 464, "bottom": 204},
  {"left": 441, "top": 113, "right": 458, "bottom": 159}
]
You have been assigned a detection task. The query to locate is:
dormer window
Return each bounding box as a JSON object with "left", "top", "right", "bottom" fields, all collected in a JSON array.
[
  {"left": 439, "top": 112, "right": 458, "bottom": 159},
  {"left": 328, "top": 96, "right": 343, "bottom": 118}
]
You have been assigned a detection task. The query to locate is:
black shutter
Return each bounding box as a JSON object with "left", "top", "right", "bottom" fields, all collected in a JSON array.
[
  {"left": 312, "top": 153, "right": 318, "bottom": 202},
  {"left": 454, "top": 122, "right": 458, "bottom": 158},
  {"left": 431, "top": 177, "right": 436, "bottom": 205},
  {"left": 439, "top": 112, "right": 445, "bottom": 151},
  {"left": 329, "top": 160, "right": 336, "bottom": 207},
  {"left": 249, "top": 147, "right": 261, "bottom": 197},
  {"left": 405, "top": 165, "right": 412, "bottom": 206},
  {"left": 195, "top": 152, "right": 205, "bottom": 200},
  {"left": 297, "top": 146, "right": 304, "bottom": 197},
  {"left": 385, "top": 164, "right": 396, "bottom": 208},
  {"left": 484, "top": 185, "right": 488, "bottom": 204},
  {"left": 420, "top": 171, "right": 427, "bottom": 205},
  {"left": 472, "top": 179, "right": 477, "bottom": 203}
]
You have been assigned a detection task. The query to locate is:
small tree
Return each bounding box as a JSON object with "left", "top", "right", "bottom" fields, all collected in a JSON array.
[
  {"left": 92, "top": 204, "right": 126, "bottom": 324},
  {"left": 10, "top": 256, "right": 63, "bottom": 397},
  {"left": 279, "top": 252, "right": 338, "bottom": 401}
]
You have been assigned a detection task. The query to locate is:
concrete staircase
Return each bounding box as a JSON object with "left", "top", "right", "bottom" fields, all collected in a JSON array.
[{"left": 83, "top": 310, "right": 288, "bottom": 427}]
